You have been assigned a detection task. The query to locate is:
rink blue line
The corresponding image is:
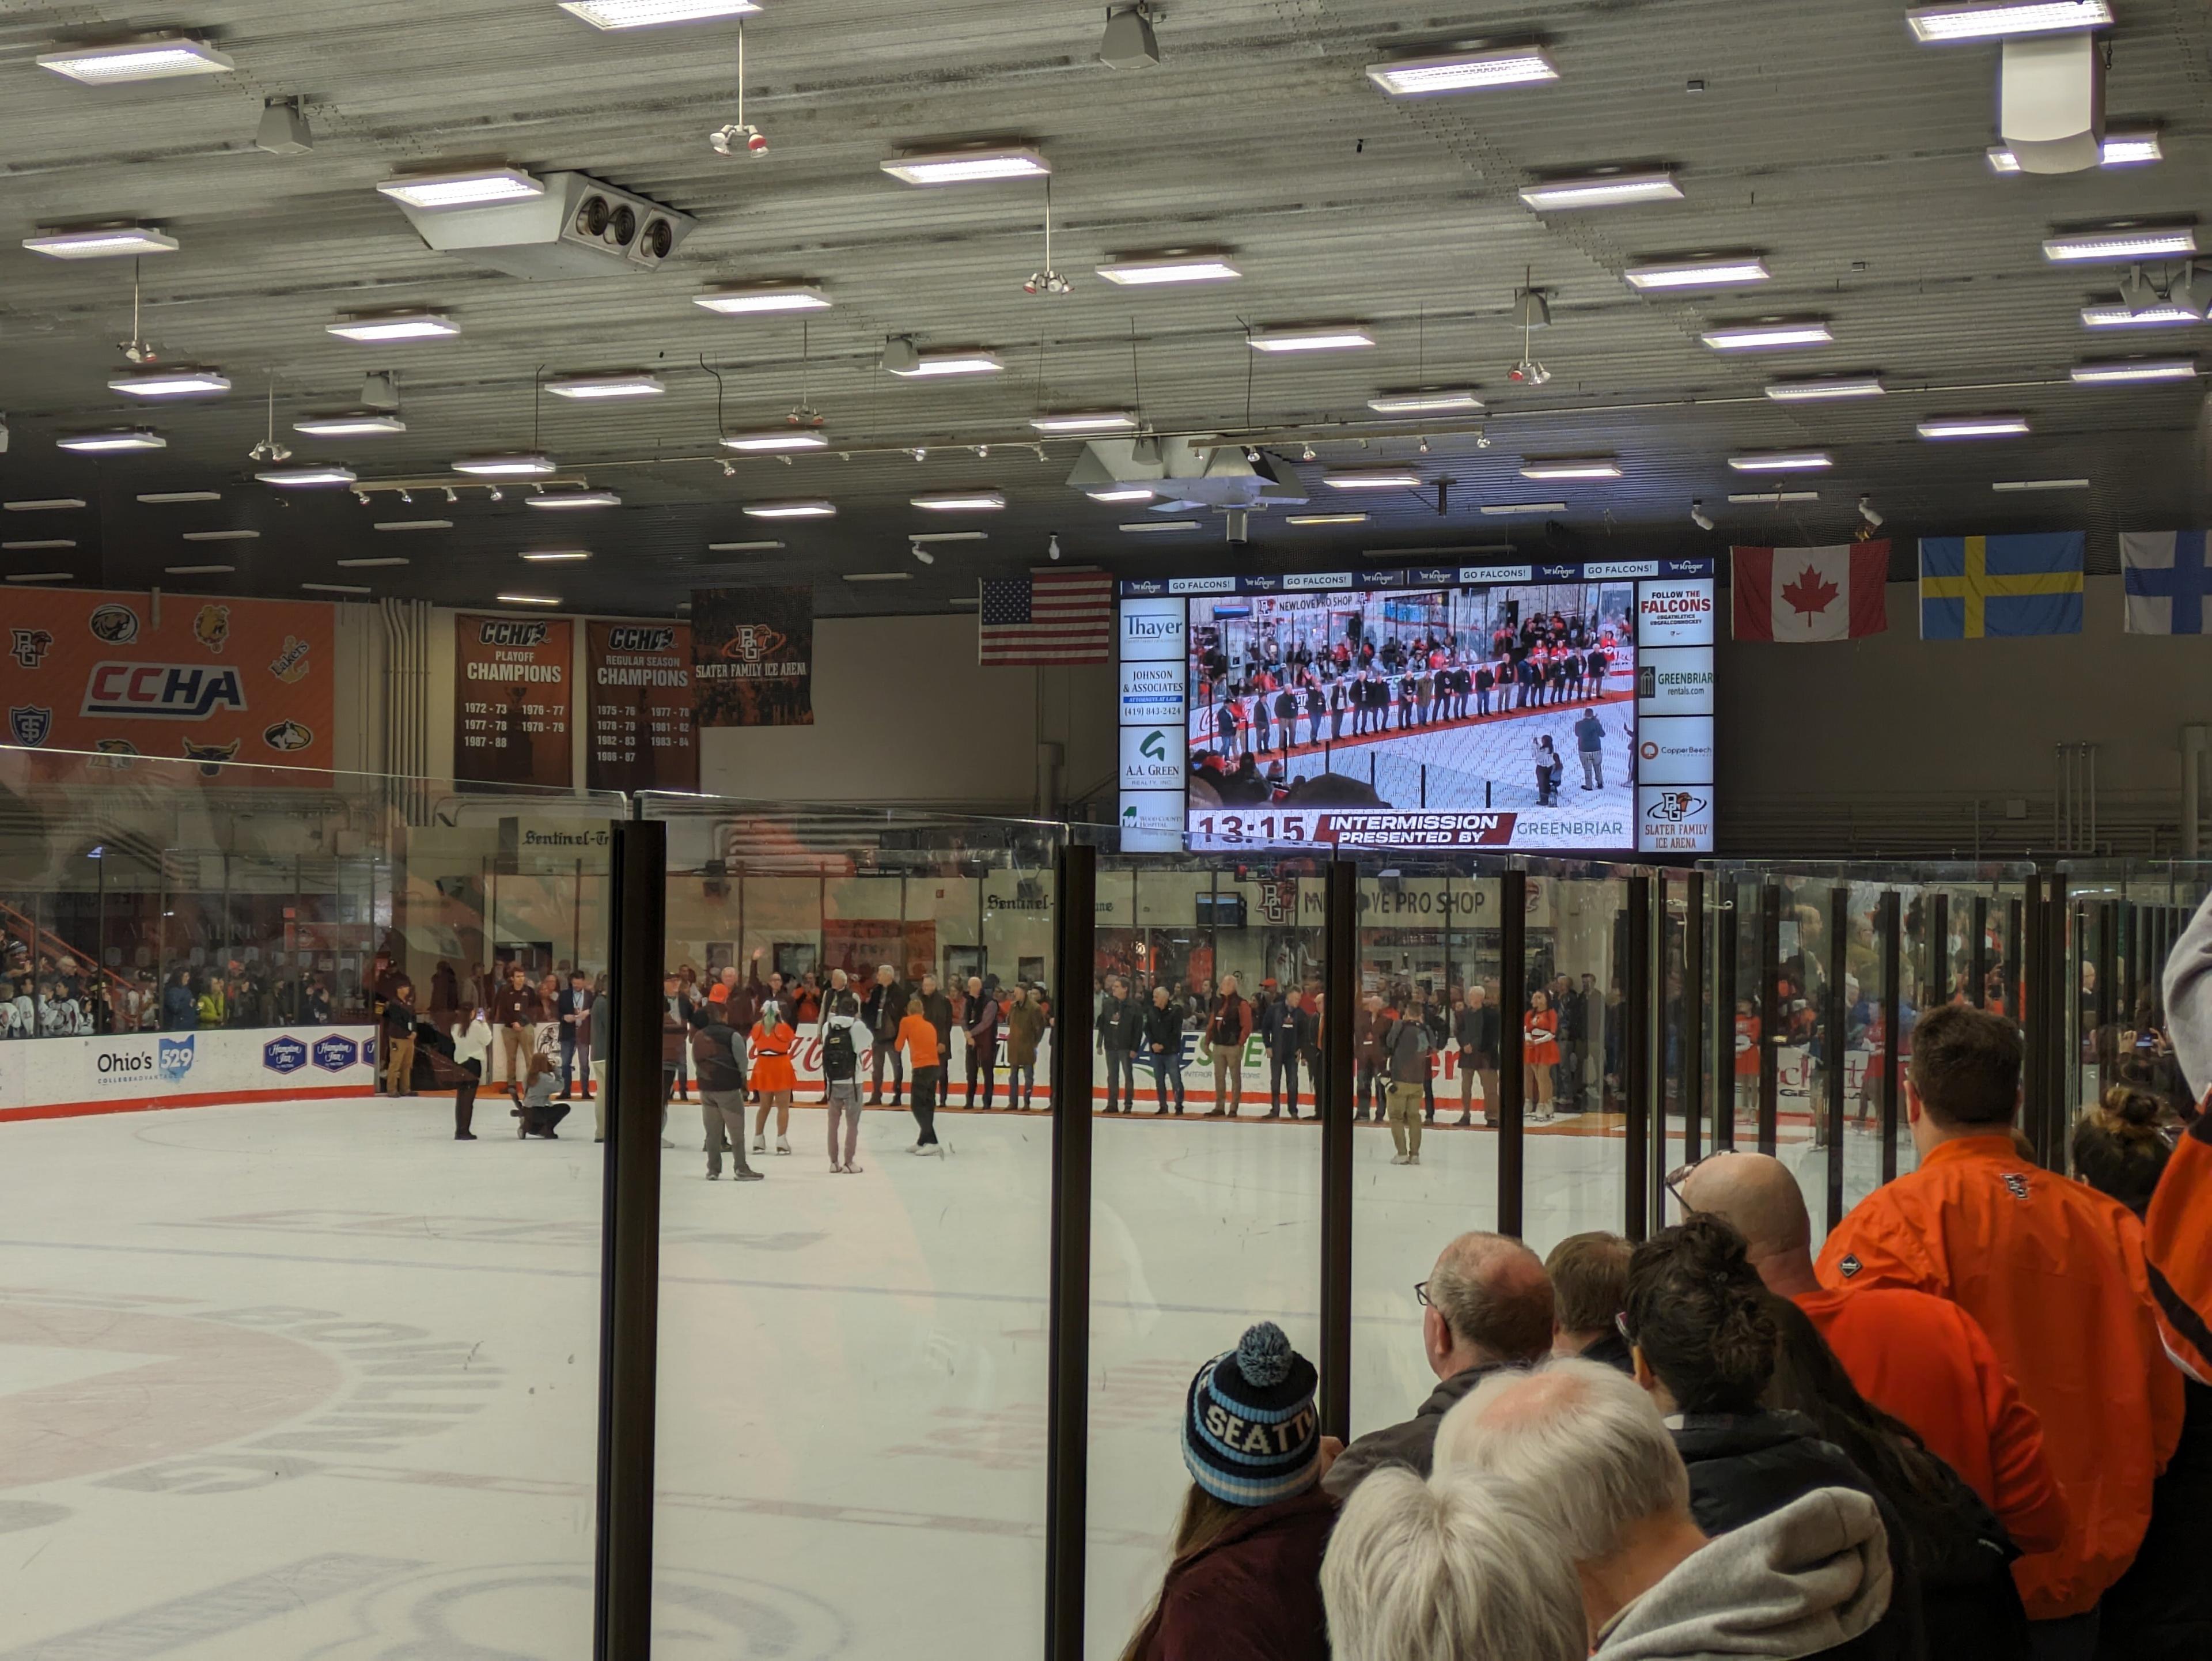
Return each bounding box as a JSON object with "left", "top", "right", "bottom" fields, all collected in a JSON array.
[{"left": 0, "top": 1237, "right": 1373, "bottom": 1322}]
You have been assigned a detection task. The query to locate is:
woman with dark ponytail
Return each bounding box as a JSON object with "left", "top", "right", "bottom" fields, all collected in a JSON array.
[
  {"left": 2071, "top": 1072, "right": 2173, "bottom": 1216},
  {"left": 1622, "top": 1216, "right": 1925, "bottom": 1660}
]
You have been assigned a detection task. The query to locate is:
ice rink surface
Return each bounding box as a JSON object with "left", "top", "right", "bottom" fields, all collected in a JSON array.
[{"left": 1, "top": 1092, "right": 1891, "bottom": 1659}]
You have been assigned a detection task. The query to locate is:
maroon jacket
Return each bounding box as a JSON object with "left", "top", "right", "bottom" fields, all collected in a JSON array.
[{"left": 1131, "top": 1487, "right": 1334, "bottom": 1661}]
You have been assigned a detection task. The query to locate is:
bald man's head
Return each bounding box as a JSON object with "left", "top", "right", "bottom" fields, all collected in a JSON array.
[
  {"left": 1679, "top": 1152, "right": 1812, "bottom": 1262},
  {"left": 1425, "top": 1232, "right": 1554, "bottom": 1376}
]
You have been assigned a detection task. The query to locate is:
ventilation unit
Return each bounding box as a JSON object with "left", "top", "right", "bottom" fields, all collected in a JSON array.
[{"left": 389, "top": 171, "right": 696, "bottom": 279}]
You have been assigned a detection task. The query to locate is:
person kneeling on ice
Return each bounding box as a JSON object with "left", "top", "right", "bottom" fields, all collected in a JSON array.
[
  {"left": 1120, "top": 1321, "right": 1340, "bottom": 1661},
  {"left": 513, "top": 1050, "right": 570, "bottom": 1139},
  {"left": 821, "top": 992, "right": 868, "bottom": 1173},
  {"left": 748, "top": 1000, "right": 797, "bottom": 1158}
]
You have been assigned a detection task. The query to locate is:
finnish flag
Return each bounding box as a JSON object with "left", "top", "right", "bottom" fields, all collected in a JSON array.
[{"left": 2120, "top": 532, "right": 2210, "bottom": 635}]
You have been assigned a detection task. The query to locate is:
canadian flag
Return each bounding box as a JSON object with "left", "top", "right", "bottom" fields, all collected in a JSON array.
[{"left": 1732, "top": 542, "right": 1890, "bottom": 642}]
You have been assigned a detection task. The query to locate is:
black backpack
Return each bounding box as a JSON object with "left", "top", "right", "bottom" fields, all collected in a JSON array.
[{"left": 822, "top": 1020, "right": 857, "bottom": 1081}]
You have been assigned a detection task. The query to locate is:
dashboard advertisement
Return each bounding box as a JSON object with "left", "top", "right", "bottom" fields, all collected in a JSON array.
[{"left": 1116, "top": 562, "right": 1716, "bottom": 855}]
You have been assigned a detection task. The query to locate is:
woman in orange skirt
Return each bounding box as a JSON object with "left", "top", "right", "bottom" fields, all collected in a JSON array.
[
  {"left": 748, "top": 1000, "right": 798, "bottom": 1157},
  {"left": 1525, "top": 989, "right": 1560, "bottom": 1123}
]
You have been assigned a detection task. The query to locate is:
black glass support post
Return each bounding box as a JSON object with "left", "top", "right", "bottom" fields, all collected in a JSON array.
[
  {"left": 2095, "top": 901, "right": 2116, "bottom": 1100},
  {"left": 1825, "top": 885, "right": 1848, "bottom": 1231},
  {"left": 2008, "top": 896, "right": 2024, "bottom": 1022},
  {"left": 1683, "top": 871, "right": 1706, "bottom": 1166},
  {"left": 1878, "top": 891, "right": 1902, "bottom": 1185},
  {"left": 1498, "top": 868, "right": 1528, "bottom": 1238},
  {"left": 594, "top": 818, "right": 666, "bottom": 1661},
  {"left": 1715, "top": 882, "right": 1738, "bottom": 1152},
  {"left": 1931, "top": 892, "right": 1951, "bottom": 1011},
  {"left": 1971, "top": 895, "right": 1990, "bottom": 1009},
  {"left": 1758, "top": 884, "right": 1782, "bottom": 1156},
  {"left": 1045, "top": 842, "right": 1097, "bottom": 1661},
  {"left": 1650, "top": 876, "right": 1673, "bottom": 1229},
  {"left": 1625, "top": 875, "right": 1652, "bottom": 1242},
  {"left": 1319, "top": 860, "right": 1358, "bottom": 1442}
]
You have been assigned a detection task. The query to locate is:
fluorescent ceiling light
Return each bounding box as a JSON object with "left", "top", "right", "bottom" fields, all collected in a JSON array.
[
  {"left": 1519, "top": 458, "right": 1621, "bottom": 480},
  {"left": 375, "top": 520, "right": 454, "bottom": 531},
  {"left": 496, "top": 593, "right": 563, "bottom": 606},
  {"left": 327, "top": 311, "right": 460, "bottom": 342},
  {"left": 559, "top": 0, "right": 761, "bottom": 28},
  {"left": 1990, "top": 130, "right": 2161, "bottom": 171},
  {"left": 1519, "top": 171, "right": 1681, "bottom": 210},
  {"left": 1324, "top": 470, "right": 1422, "bottom": 490},
  {"left": 58, "top": 428, "right": 165, "bottom": 453},
  {"left": 1480, "top": 502, "right": 1569, "bottom": 515},
  {"left": 257, "top": 466, "right": 359, "bottom": 487},
  {"left": 2043, "top": 227, "right": 2196, "bottom": 263},
  {"left": 912, "top": 491, "right": 1007, "bottom": 511},
  {"left": 1086, "top": 486, "right": 1157, "bottom": 503},
  {"left": 1030, "top": 411, "right": 1139, "bottom": 433},
  {"left": 138, "top": 491, "right": 219, "bottom": 504},
  {"left": 1728, "top": 451, "right": 1833, "bottom": 471},
  {"left": 2, "top": 540, "right": 76, "bottom": 551},
  {"left": 39, "top": 36, "right": 235, "bottom": 83},
  {"left": 6, "top": 498, "right": 87, "bottom": 511},
  {"left": 910, "top": 531, "right": 987, "bottom": 544},
  {"left": 1702, "top": 321, "right": 1834, "bottom": 350},
  {"left": 888, "top": 351, "right": 1005, "bottom": 378},
  {"left": 24, "top": 226, "right": 179, "bottom": 260},
  {"left": 378, "top": 168, "right": 545, "bottom": 210},
  {"left": 335, "top": 557, "right": 410, "bottom": 568},
  {"left": 2081, "top": 302, "right": 2202, "bottom": 328},
  {"left": 6, "top": 573, "right": 75, "bottom": 584},
  {"left": 1365, "top": 47, "right": 1559, "bottom": 96},
  {"left": 1248, "top": 327, "right": 1376, "bottom": 353},
  {"left": 1120, "top": 520, "right": 1202, "bottom": 532},
  {"left": 1287, "top": 513, "right": 1369, "bottom": 525},
  {"left": 1908, "top": 3, "right": 2113, "bottom": 44},
  {"left": 707, "top": 540, "right": 786, "bottom": 551},
  {"left": 1994, "top": 478, "right": 2090, "bottom": 491},
  {"left": 1918, "top": 414, "right": 2030, "bottom": 437},
  {"left": 545, "top": 371, "right": 665, "bottom": 400},
  {"left": 521, "top": 549, "right": 592, "bottom": 562},
  {"left": 721, "top": 428, "right": 830, "bottom": 452},
  {"left": 694, "top": 283, "right": 831, "bottom": 315},
  {"left": 844, "top": 571, "right": 914, "bottom": 582},
  {"left": 453, "top": 452, "right": 557, "bottom": 476},
  {"left": 526, "top": 490, "right": 621, "bottom": 508},
  {"left": 1624, "top": 257, "right": 1769, "bottom": 290},
  {"left": 105, "top": 368, "right": 229, "bottom": 399},
  {"left": 1729, "top": 490, "right": 1821, "bottom": 504},
  {"left": 1366, "top": 389, "right": 1483, "bottom": 414},
  {"left": 743, "top": 500, "right": 836, "bottom": 519},
  {"left": 165, "top": 564, "right": 233, "bottom": 575},
  {"left": 1094, "top": 256, "right": 1242, "bottom": 286},
  {"left": 2071, "top": 357, "right": 2198, "bottom": 382},
  {"left": 294, "top": 413, "right": 407, "bottom": 437},
  {"left": 181, "top": 529, "right": 259, "bottom": 542},
  {"left": 1766, "top": 375, "right": 1885, "bottom": 400},
  {"left": 302, "top": 582, "right": 372, "bottom": 595},
  {"left": 880, "top": 148, "right": 1050, "bottom": 186}
]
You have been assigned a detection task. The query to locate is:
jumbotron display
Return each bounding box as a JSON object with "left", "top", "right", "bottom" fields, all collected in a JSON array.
[{"left": 1116, "top": 560, "right": 1716, "bottom": 854}]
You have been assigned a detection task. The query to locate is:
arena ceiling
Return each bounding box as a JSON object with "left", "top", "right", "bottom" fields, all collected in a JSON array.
[{"left": 0, "top": 0, "right": 2206, "bottom": 618}]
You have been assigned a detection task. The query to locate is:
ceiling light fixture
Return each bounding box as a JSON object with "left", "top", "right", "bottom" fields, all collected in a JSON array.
[
  {"left": 139, "top": 491, "right": 221, "bottom": 504},
  {"left": 6, "top": 499, "right": 88, "bottom": 511},
  {"left": 23, "top": 225, "right": 179, "bottom": 260},
  {"left": 1765, "top": 374, "right": 1886, "bottom": 400},
  {"left": 1728, "top": 451, "right": 1834, "bottom": 471},
  {"left": 886, "top": 349, "right": 1005, "bottom": 378},
  {"left": 1030, "top": 410, "right": 1140, "bottom": 433},
  {"left": 1366, "top": 389, "right": 1484, "bottom": 414},
  {"left": 2043, "top": 227, "right": 2198, "bottom": 263},
  {"left": 328, "top": 311, "right": 460, "bottom": 342},
  {"left": 880, "top": 147, "right": 1050, "bottom": 186},
  {"left": 1907, "top": 3, "right": 2113, "bottom": 44},
  {"left": 257, "top": 466, "right": 359, "bottom": 487},
  {"left": 1702, "top": 320, "right": 1835, "bottom": 350},
  {"left": 1094, "top": 254, "right": 1243, "bottom": 286},
  {"left": 1480, "top": 501, "right": 1570, "bottom": 514},
  {"left": 107, "top": 368, "right": 229, "bottom": 398},
  {"left": 2070, "top": 357, "right": 2198, "bottom": 383},
  {"left": 453, "top": 452, "right": 557, "bottom": 476},
  {"left": 375, "top": 520, "right": 454, "bottom": 531},
  {"left": 525, "top": 490, "right": 620, "bottom": 508},
  {"left": 302, "top": 582, "right": 373, "bottom": 595},
  {"left": 1728, "top": 490, "right": 1820, "bottom": 504},
  {"left": 2081, "top": 302, "right": 2203, "bottom": 328},
  {"left": 57, "top": 427, "right": 165, "bottom": 453},
  {"left": 1287, "top": 513, "right": 1369, "bottom": 525},
  {"left": 1989, "top": 129, "right": 2162, "bottom": 171},
  {"left": 1518, "top": 457, "right": 1622, "bottom": 480},
  {"left": 544, "top": 370, "right": 666, "bottom": 400},
  {"left": 1085, "top": 486, "right": 1156, "bottom": 504},
  {"left": 1518, "top": 170, "right": 1681, "bottom": 210},
  {"left": 742, "top": 500, "right": 836, "bottom": 519},
  {"left": 165, "top": 564, "right": 234, "bottom": 575},
  {"left": 1365, "top": 46, "right": 1560, "bottom": 96},
  {"left": 559, "top": 0, "right": 761, "bottom": 28},
  {"left": 39, "top": 35, "right": 236, "bottom": 83},
  {"left": 1623, "top": 256, "right": 1770, "bottom": 290},
  {"left": 293, "top": 413, "right": 408, "bottom": 437},
  {"left": 695, "top": 283, "right": 831, "bottom": 316},
  {"left": 6, "top": 573, "right": 76, "bottom": 584},
  {"left": 849, "top": 570, "right": 916, "bottom": 582},
  {"left": 377, "top": 167, "right": 546, "bottom": 210},
  {"left": 1248, "top": 327, "right": 1377, "bottom": 353},
  {"left": 707, "top": 540, "right": 786, "bottom": 552},
  {"left": 521, "top": 549, "right": 592, "bottom": 562},
  {"left": 911, "top": 491, "right": 1007, "bottom": 511},
  {"left": 1917, "top": 414, "right": 2030, "bottom": 437},
  {"left": 1324, "top": 469, "right": 1422, "bottom": 489},
  {"left": 1120, "top": 520, "right": 1202, "bottom": 532},
  {"left": 1993, "top": 478, "right": 2091, "bottom": 490},
  {"left": 2, "top": 540, "right": 76, "bottom": 551},
  {"left": 720, "top": 428, "right": 831, "bottom": 452},
  {"left": 180, "top": 529, "right": 259, "bottom": 542},
  {"left": 496, "top": 593, "right": 562, "bottom": 606},
  {"left": 335, "top": 557, "right": 410, "bottom": 568}
]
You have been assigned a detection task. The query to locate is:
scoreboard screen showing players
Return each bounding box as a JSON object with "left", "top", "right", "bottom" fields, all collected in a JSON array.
[{"left": 1116, "top": 559, "right": 1715, "bottom": 855}]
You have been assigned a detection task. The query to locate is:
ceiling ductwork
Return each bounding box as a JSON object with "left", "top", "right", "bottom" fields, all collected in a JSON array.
[
  {"left": 1063, "top": 438, "right": 1309, "bottom": 510},
  {"left": 388, "top": 171, "right": 697, "bottom": 279}
]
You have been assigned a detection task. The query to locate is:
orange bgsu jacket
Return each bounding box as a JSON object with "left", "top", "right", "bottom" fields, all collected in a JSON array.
[
  {"left": 1816, "top": 1133, "right": 2184, "bottom": 1620},
  {"left": 2144, "top": 1114, "right": 2212, "bottom": 1384}
]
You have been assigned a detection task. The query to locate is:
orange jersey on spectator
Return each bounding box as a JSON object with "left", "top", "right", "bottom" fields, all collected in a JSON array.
[
  {"left": 747, "top": 1021, "right": 798, "bottom": 1093},
  {"left": 1816, "top": 1134, "right": 2184, "bottom": 1619},
  {"left": 896, "top": 1012, "right": 940, "bottom": 1070}
]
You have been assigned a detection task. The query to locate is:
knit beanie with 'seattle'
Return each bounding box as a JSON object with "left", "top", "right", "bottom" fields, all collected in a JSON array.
[{"left": 1181, "top": 1321, "right": 1321, "bottom": 1507}]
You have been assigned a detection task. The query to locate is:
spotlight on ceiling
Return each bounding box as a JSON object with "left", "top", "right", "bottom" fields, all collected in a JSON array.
[
  {"left": 256, "top": 96, "right": 312, "bottom": 154},
  {"left": 1859, "top": 494, "right": 1885, "bottom": 527},
  {"left": 1047, "top": 533, "right": 1063, "bottom": 561},
  {"left": 1690, "top": 500, "right": 1715, "bottom": 531},
  {"left": 1099, "top": 3, "right": 1160, "bottom": 68},
  {"left": 910, "top": 543, "right": 936, "bottom": 565}
]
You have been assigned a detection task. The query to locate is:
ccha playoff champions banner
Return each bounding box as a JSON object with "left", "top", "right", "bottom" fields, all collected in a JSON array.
[{"left": 454, "top": 614, "right": 574, "bottom": 789}]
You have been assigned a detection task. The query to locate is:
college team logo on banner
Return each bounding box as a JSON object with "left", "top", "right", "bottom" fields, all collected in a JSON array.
[{"left": 692, "top": 588, "right": 815, "bottom": 728}]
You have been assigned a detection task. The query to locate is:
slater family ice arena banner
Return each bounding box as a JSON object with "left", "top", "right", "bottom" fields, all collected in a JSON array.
[
  {"left": 0, "top": 587, "right": 335, "bottom": 774},
  {"left": 0, "top": 1025, "right": 379, "bottom": 1122},
  {"left": 585, "top": 620, "right": 697, "bottom": 793},
  {"left": 692, "top": 587, "right": 814, "bottom": 728},
  {"left": 454, "top": 614, "right": 574, "bottom": 789}
]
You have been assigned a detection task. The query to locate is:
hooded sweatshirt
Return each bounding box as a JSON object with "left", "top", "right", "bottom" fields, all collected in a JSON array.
[
  {"left": 2150, "top": 890, "right": 2212, "bottom": 1384},
  {"left": 1597, "top": 1487, "right": 1897, "bottom": 1661}
]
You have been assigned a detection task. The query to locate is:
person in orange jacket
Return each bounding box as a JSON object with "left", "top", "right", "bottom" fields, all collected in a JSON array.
[
  {"left": 1524, "top": 989, "right": 1560, "bottom": 1123},
  {"left": 896, "top": 996, "right": 943, "bottom": 1156},
  {"left": 1816, "top": 1004, "right": 2183, "bottom": 1652}
]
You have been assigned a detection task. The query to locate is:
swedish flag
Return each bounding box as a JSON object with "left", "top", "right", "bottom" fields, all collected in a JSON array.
[{"left": 1919, "top": 534, "right": 2084, "bottom": 639}]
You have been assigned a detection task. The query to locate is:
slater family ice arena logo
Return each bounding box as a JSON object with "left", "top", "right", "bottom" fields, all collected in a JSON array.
[
  {"left": 313, "top": 1034, "right": 361, "bottom": 1072},
  {"left": 157, "top": 1035, "right": 196, "bottom": 1083},
  {"left": 8, "top": 705, "right": 52, "bottom": 746},
  {"left": 263, "top": 1035, "right": 308, "bottom": 1074}
]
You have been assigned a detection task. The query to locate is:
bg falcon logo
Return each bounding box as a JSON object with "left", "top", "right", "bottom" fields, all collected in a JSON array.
[{"left": 10, "top": 628, "right": 53, "bottom": 668}]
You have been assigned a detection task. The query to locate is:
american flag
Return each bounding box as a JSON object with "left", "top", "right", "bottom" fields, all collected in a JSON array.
[{"left": 978, "top": 567, "right": 1114, "bottom": 666}]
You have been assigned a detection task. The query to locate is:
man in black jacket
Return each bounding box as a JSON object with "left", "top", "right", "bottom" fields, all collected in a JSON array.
[
  {"left": 1257, "top": 981, "right": 1308, "bottom": 1119},
  {"left": 963, "top": 976, "right": 1001, "bottom": 1110},
  {"left": 862, "top": 963, "right": 906, "bottom": 1106},
  {"left": 1094, "top": 975, "right": 1141, "bottom": 1114},
  {"left": 1453, "top": 984, "right": 1499, "bottom": 1127},
  {"left": 555, "top": 970, "right": 593, "bottom": 1102},
  {"left": 1141, "top": 983, "right": 1186, "bottom": 1114},
  {"left": 692, "top": 1002, "right": 760, "bottom": 1181}
]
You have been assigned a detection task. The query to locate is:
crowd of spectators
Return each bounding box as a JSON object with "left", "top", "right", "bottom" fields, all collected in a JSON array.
[{"left": 2, "top": 932, "right": 354, "bottom": 1038}]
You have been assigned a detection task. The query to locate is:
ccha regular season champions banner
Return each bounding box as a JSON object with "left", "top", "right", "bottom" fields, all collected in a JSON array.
[
  {"left": 585, "top": 620, "right": 697, "bottom": 793},
  {"left": 1, "top": 587, "right": 335, "bottom": 776},
  {"left": 454, "top": 614, "right": 574, "bottom": 789},
  {"left": 692, "top": 588, "right": 814, "bottom": 728}
]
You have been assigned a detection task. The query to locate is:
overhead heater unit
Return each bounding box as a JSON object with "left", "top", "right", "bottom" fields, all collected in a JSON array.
[
  {"left": 2000, "top": 32, "right": 2104, "bottom": 173},
  {"left": 1065, "top": 438, "right": 1309, "bottom": 509},
  {"left": 385, "top": 171, "right": 696, "bottom": 279}
]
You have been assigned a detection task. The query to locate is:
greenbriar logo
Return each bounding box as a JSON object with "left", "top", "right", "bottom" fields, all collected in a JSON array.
[
  {"left": 1123, "top": 804, "right": 1138, "bottom": 824},
  {"left": 1140, "top": 730, "right": 1168, "bottom": 762}
]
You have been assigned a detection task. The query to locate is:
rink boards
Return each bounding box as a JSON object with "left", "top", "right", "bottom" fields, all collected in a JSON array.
[{"left": 0, "top": 1025, "right": 380, "bottom": 1121}]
